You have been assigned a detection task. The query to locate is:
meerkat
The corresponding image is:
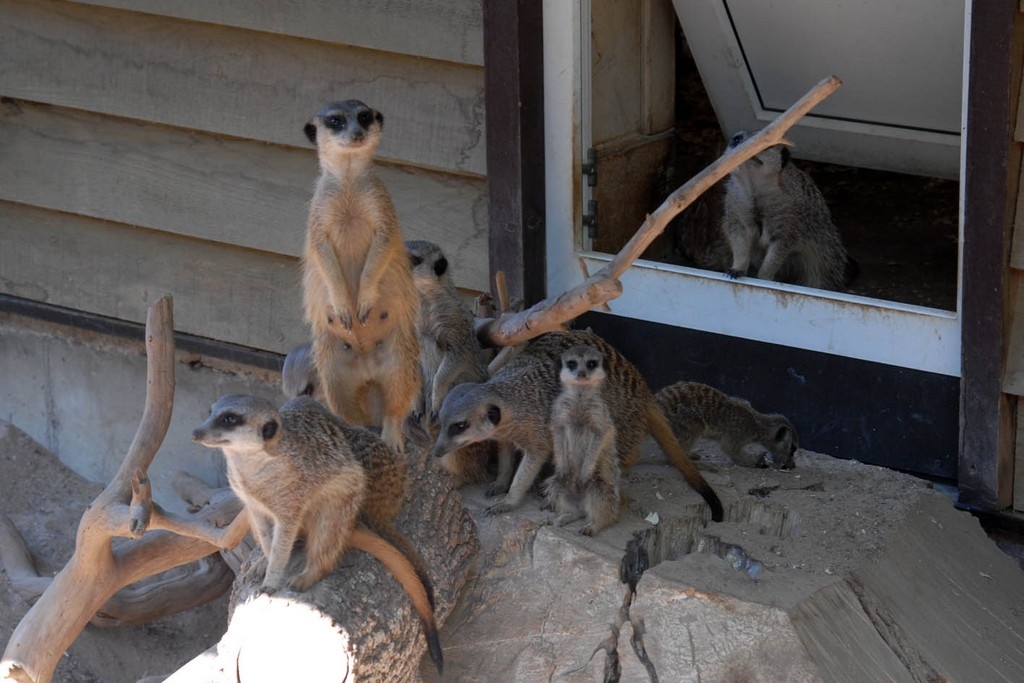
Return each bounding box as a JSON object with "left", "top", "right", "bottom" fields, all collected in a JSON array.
[
  {"left": 281, "top": 341, "right": 321, "bottom": 402},
  {"left": 405, "top": 240, "right": 489, "bottom": 424},
  {"left": 302, "top": 99, "right": 421, "bottom": 452},
  {"left": 721, "top": 131, "right": 858, "bottom": 291},
  {"left": 403, "top": 239, "right": 494, "bottom": 485},
  {"left": 191, "top": 394, "right": 442, "bottom": 672},
  {"left": 655, "top": 381, "right": 798, "bottom": 470},
  {"left": 543, "top": 345, "right": 621, "bottom": 536},
  {"left": 432, "top": 330, "right": 724, "bottom": 522}
]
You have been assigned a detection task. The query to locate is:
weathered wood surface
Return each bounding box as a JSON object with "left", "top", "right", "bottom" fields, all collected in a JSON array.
[
  {"left": 0, "top": 100, "right": 489, "bottom": 292},
  {"left": 1003, "top": 275, "right": 1024, "bottom": 397},
  {"left": 795, "top": 493, "right": 1024, "bottom": 682},
  {"left": 591, "top": 0, "right": 675, "bottom": 143},
  {"left": 959, "top": 0, "right": 1018, "bottom": 510},
  {"left": 164, "top": 446, "right": 480, "bottom": 683},
  {"left": 1017, "top": 400, "right": 1024, "bottom": 512},
  {"left": 0, "top": 201, "right": 307, "bottom": 354},
  {"left": 68, "top": 0, "right": 485, "bottom": 66},
  {"left": 0, "top": 0, "right": 486, "bottom": 175}
]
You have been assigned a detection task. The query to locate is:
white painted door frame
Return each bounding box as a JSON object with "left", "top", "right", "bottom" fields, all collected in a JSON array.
[{"left": 542, "top": 0, "right": 965, "bottom": 378}]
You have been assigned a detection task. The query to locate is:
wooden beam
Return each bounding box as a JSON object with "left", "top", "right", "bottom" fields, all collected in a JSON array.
[
  {"left": 483, "top": 0, "right": 546, "bottom": 307},
  {"left": 959, "top": 1, "right": 1020, "bottom": 510}
]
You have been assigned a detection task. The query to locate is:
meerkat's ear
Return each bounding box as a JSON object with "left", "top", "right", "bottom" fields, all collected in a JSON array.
[
  {"left": 434, "top": 256, "right": 448, "bottom": 278},
  {"left": 485, "top": 404, "right": 501, "bottom": 426},
  {"left": 779, "top": 146, "right": 791, "bottom": 167},
  {"left": 773, "top": 425, "right": 789, "bottom": 443},
  {"left": 374, "top": 110, "right": 384, "bottom": 128},
  {"left": 303, "top": 121, "right": 317, "bottom": 145},
  {"left": 261, "top": 418, "right": 279, "bottom": 442}
]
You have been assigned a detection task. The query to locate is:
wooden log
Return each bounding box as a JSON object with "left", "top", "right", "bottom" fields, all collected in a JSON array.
[{"left": 161, "top": 445, "right": 480, "bottom": 683}]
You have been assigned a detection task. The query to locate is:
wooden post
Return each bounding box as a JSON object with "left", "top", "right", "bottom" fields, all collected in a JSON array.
[
  {"left": 483, "top": 0, "right": 547, "bottom": 308},
  {"left": 959, "top": 0, "right": 1019, "bottom": 511}
]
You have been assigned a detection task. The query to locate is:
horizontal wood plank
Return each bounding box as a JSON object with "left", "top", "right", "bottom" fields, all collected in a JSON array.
[
  {"left": 68, "top": 0, "right": 484, "bottom": 66},
  {"left": 1016, "top": 400, "right": 1024, "bottom": 511},
  {"left": 1013, "top": 168, "right": 1024, "bottom": 269},
  {"left": 0, "top": 100, "right": 489, "bottom": 291},
  {"left": 1004, "top": 272, "right": 1024, "bottom": 395},
  {"left": 0, "top": 0, "right": 486, "bottom": 175},
  {"left": 0, "top": 201, "right": 306, "bottom": 353}
]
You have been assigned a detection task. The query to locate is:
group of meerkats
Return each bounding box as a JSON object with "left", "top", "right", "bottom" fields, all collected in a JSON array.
[{"left": 191, "top": 99, "right": 829, "bottom": 672}]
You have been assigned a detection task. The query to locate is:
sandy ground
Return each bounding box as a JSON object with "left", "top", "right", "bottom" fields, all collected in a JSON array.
[
  {"left": 0, "top": 422, "right": 227, "bottom": 683},
  {"left": 0, "top": 419, "right": 999, "bottom": 682}
]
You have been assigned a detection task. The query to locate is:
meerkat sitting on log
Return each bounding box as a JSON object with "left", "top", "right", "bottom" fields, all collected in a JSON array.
[
  {"left": 301, "top": 99, "right": 421, "bottom": 452},
  {"left": 655, "top": 381, "right": 798, "bottom": 470},
  {"left": 191, "top": 394, "right": 443, "bottom": 672},
  {"left": 432, "top": 330, "right": 724, "bottom": 522},
  {"left": 543, "top": 344, "right": 621, "bottom": 536},
  {"left": 721, "top": 131, "right": 858, "bottom": 291}
]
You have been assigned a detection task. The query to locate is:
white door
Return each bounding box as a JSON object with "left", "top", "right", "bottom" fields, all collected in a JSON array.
[{"left": 542, "top": 0, "right": 964, "bottom": 379}]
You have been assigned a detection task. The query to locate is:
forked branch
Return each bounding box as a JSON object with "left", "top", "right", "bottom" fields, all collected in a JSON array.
[{"left": 477, "top": 75, "right": 843, "bottom": 347}]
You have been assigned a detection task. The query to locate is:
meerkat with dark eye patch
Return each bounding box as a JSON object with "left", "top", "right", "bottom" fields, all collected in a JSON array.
[
  {"left": 655, "top": 381, "right": 798, "bottom": 470},
  {"left": 543, "top": 344, "right": 621, "bottom": 536},
  {"left": 431, "top": 330, "right": 724, "bottom": 522},
  {"left": 721, "top": 130, "right": 858, "bottom": 291},
  {"left": 191, "top": 394, "right": 443, "bottom": 672},
  {"left": 405, "top": 240, "right": 489, "bottom": 425},
  {"left": 301, "top": 99, "right": 421, "bottom": 452},
  {"left": 404, "top": 239, "right": 494, "bottom": 485},
  {"left": 282, "top": 341, "right": 322, "bottom": 402}
]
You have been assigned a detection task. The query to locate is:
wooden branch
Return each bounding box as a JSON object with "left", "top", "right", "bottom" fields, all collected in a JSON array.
[
  {"left": 90, "top": 555, "right": 234, "bottom": 628},
  {"left": 0, "top": 514, "right": 49, "bottom": 602},
  {"left": 477, "top": 76, "right": 842, "bottom": 347},
  {"left": 0, "top": 296, "right": 246, "bottom": 683}
]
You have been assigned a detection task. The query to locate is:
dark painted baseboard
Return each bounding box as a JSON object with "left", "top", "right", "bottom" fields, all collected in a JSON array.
[
  {"left": 578, "top": 311, "right": 960, "bottom": 481},
  {"left": 0, "top": 294, "right": 284, "bottom": 372}
]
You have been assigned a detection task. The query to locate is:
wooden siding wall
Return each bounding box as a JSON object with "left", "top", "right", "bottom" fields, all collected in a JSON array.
[{"left": 0, "top": 0, "right": 488, "bottom": 353}]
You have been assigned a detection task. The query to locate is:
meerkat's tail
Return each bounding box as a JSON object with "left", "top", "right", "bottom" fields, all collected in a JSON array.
[
  {"left": 350, "top": 528, "right": 444, "bottom": 673},
  {"left": 645, "top": 401, "right": 725, "bottom": 522},
  {"left": 376, "top": 523, "right": 437, "bottom": 611}
]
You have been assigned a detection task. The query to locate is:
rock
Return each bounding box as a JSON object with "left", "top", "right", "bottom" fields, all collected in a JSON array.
[{"left": 419, "top": 443, "right": 1024, "bottom": 682}]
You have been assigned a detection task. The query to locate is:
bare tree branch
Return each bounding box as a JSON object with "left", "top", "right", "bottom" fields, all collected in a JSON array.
[{"left": 478, "top": 76, "right": 843, "bottom": 347}]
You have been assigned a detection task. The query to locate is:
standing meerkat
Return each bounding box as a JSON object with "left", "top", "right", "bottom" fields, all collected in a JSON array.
[
  {"left": 432, "top": 330, "right": 724, "bottom": 522},
  {"left": 405, "top": 239, "right": 489, "bottom": 424},
  {"left": 544, "top": 344, "right": 621, "bottom": 536},
  {"left": 655, "top": 381, "right": 798, "bottom": 470},
  {"left": 281, "top": 341, "right": 321, "bottom": 402},
  {"left": 721, "top": 131, "right": 858, "bottom": 291},
  {"left": 191, "top": 394, "right": 442, "bottom": 672},
  {"left": 405, "top": 239, "right": 494, "bottom": 485},
  {"left": 302, "top": 99, "right": 421, "bottom": 452}
]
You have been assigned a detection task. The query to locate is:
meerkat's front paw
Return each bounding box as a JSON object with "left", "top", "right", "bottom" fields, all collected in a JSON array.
[
  {"left": 724, "top": 268, "right": 743, "bottom": 280},
  {"left": 356, "top": 295, "right": 378, "bottom": 325},
  {"left": 327, "top": 303, "right": 354, "bottom": 330},
  {"left": 484, "top": 499, "right": 512, "bottom": 516}
]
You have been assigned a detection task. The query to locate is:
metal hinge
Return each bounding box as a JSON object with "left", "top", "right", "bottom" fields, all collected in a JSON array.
[
  {"left": 582, "top": 148, "right": 598, "bottom": 238},
  {"left": 582, "top": 199, "right": 598, "bottom": 239}
]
